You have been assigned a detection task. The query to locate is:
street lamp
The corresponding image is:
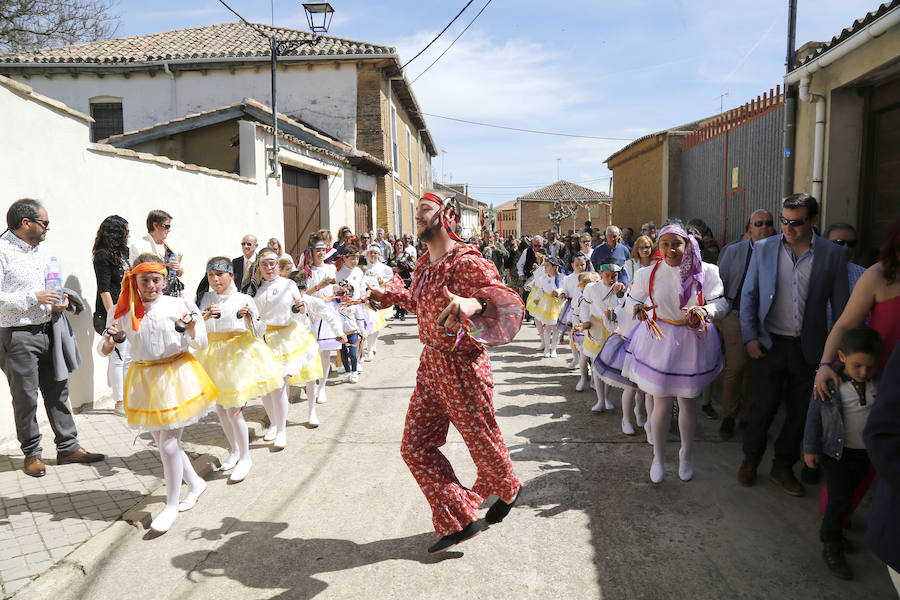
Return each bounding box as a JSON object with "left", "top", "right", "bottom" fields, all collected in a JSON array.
[{"left": 268, "top": 2, "right": 335, "bottom": 182}]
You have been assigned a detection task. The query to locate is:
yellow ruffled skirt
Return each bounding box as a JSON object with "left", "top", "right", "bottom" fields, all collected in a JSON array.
[
  {"left": 582, "top": 315, "right": 611, "bottom": 358},
  {"left": 266, "top": 319, "right": 322, "bottom": 381},
  {"left": 367, "top": 306, "right": 387, "bottom": 333},
  {"left": 526, "top": 290, "right": 564, "bottom": 325},
  {"left": 194, "top": 331, "right": 284, "bottom": 408},
  {"left": 124, "top": 352, "right": 217, "bottom": 430}
]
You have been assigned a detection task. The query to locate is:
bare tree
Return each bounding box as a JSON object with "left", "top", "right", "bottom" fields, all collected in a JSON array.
[{"left": 1, "top": 0, "right": 120, "bottom": 53}]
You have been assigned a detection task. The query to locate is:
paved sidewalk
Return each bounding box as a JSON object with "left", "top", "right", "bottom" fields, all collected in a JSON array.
[{"left": 0, "top": 384, "right": 276, "bottom": 597}]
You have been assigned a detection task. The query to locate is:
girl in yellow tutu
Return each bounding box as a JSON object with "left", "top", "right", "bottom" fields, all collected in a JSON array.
[
  {"left": 195, "top": 257, "right": 283, "bottom": 482},
  {"left": 526, "top": 256, "right": 566, "bottom": 358},
  {"left": 100, "top": 253, "right": 216, "bottom": 534},
  {"left": 246, "top": 249, "right": 344, "bottom": 442},
  {"left": 362, "top": 245, "right": 392, "bottom": 361}
]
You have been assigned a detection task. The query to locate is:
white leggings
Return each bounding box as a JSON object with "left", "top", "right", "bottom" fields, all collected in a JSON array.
[
  {"left": 651, "top": 396, "right": 698, "bottom": 465},
  {"left": 150, "top": 428, "right": 204, "bottom": 512},
  {"left": 107, "top": 344, "right": 131, "bottom": 404}
]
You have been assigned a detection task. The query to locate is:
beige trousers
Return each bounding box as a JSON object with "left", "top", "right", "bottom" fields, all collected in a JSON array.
[{"left": 719, "top": 311, "right": 753, "bottom": 421}]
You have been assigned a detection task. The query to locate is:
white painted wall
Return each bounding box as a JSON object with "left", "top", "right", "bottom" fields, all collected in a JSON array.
[
  {"left": 0, "top": 79, "right": 288, "bottom": 451},
  {"left": 10, "top": 63, "right": 358, "bottom": 146}
]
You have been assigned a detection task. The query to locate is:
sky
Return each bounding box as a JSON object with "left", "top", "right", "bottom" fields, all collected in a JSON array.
[{"left": 112, "top": 0, "right": 884, "bottom": 206}]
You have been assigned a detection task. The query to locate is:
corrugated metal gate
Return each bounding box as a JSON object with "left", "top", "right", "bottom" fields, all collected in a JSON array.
[{"left": 682, "top": 88, "right": 784, "bottom": 246}]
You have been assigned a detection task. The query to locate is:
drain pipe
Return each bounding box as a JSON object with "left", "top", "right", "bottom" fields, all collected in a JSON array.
[
  {"left": 162, "top": 62, "right": 177, "bottom": 119},
  {"left": 798, "top": 75, "right": 826, "bottom": 202}
]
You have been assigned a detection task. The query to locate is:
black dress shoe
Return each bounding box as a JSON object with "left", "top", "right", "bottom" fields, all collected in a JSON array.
[
  {"left": 427, "top": 521, "right": 482, "bottom": 554},
  {"left": 719, "top": 416, "right": 735, "bottom": 440},
  {"left": 485, "top": 489, "right": 520, "bottom": 524},
  {"left": 823, "top": 541, "right": 853, "bottom": 580}
]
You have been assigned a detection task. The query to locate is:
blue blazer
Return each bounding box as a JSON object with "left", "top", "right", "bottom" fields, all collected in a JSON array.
[
  {"left": 718, "top": 239, "right": 751, "bottom": 313},
  {"left": 864, "top": 344, "right": 900, "bottom": 572},
  {"left": 739, "top": 233, "right": 849, "bottom": 364}
]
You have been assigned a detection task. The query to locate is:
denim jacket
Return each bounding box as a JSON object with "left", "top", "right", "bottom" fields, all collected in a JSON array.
[{"left": 803, "top": 385, "right": 847, "bottom": 460}]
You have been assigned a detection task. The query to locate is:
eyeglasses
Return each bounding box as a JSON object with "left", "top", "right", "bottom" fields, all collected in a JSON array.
[
  {"left": 831, "top": 239, "right": 858, "bottom": 248},
  {"left": 241, "top": 242, "right": 255, "bottom": 246},
  {"left": 752, "top": 220, "right": 774, "bottom": 227},
  {"left": 780, "top": 217, "right": 808, "bottom": 227},
  {"left": 27, "top": 217, "right": 50, "bottom": 229},
  {"left": 637, "top": 245, "right": 652, "bottom": 251}
]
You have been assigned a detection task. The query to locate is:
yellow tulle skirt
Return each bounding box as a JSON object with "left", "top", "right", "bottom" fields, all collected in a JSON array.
[
  {"left": 124, "top": 352, "right": 217, "bottom": 430},
  {"left": 367, "top": 306, "right": 387, "bottom": 333},
  {"left": 582, "top": 315, "right": 611, "bottom": 358},
  {"left": 194, "top": 331, "right": 284, "bottom": 408},
  {"left": 526, "top": 290, "right": 564, "bottom": 325},
  {"left": 266, "top": 319, "right": 321, "bottom": 380}
]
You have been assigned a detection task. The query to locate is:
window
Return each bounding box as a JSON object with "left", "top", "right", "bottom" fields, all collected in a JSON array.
[
  {"left": 390, "top": 103, "right": 399, "bottom": 174},
  {"left": 394, "top": 190, "right": 402, "bottom": 234},
  {"left": 90, "top": 102, "right": 123, "bottom": 142},
  {"left": 410, "top": 199, "right": 415, "bottom": 236},
  {"left": 406, "top": 127, "right": 413, "bottom": 184},
  {"left": 419, "top": 139, "right": 425, "bottom": 192}
]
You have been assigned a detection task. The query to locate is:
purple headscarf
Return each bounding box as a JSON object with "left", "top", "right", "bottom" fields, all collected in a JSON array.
[{"left": 657, "top": 223, "right": 703, "bottom": 308}]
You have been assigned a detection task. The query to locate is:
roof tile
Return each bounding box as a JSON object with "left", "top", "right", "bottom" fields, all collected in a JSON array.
[{"left": 517, "top": 180, "right": 610, "bottom": 201}]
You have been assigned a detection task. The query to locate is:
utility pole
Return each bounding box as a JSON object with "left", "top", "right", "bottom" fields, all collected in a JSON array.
[{"left": 782, "top": 0, "right": 798, "bottom": 197}]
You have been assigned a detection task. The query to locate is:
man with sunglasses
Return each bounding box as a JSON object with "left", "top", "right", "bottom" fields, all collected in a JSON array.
[
  {"left": 738, "top": 194, "right": 849, "bottom": 496},
  {"left": 717, "top": 209, "right": 776, "bottom": 439},
  {"left": 0, "top": 199, "right": 105, "bottom": 478},
  {"left": 195, "top": 234, "right": 257, "bottom": 300}
]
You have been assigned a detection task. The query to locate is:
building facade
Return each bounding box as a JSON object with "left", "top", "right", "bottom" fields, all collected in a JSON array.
[{"left": 515, "top": 180, "right": 611, "bottom": 237}]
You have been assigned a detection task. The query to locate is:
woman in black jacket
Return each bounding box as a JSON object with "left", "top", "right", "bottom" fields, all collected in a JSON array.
[
  {"left": 92, "top": 215, "right": 131, "bottom": 415},
  {"left": 387, "top": 238, "right": 415, "bottom": 321}
]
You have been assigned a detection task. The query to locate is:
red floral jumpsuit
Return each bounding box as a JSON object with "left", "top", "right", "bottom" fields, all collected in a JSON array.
[{"left": 382, "top": 244, "right": 524, "bottom": 536}]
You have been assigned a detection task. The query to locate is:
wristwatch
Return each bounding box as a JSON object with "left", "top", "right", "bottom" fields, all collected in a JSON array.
[{"left": 476, "top": 297, "right": 488, "bottom": 315}]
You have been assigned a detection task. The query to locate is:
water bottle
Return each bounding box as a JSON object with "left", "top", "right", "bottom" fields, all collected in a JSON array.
[{"left": 44, "top": 257, "right": 65, "bottom": 306}]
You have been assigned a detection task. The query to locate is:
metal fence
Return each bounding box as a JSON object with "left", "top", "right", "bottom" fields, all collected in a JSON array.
[{"left": 682, "top": 87, "right": 785, "bottom": 246}]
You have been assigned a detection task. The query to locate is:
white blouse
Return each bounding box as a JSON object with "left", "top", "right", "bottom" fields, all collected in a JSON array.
[
  {"left": 626, "top": 261, "right": 727, "bottom": 321},
  {"left": 582, "top": 280, "right": 619, "bottom": 329},
  {"left": 335, "top": 265, "right": 367, "bottom": 322},
  {"left": 254, "top": 277, "right": 301, "bottom": 327},
  {"left": 309, "top": 263, "right": 337, "bottom": 299},
  {"left": 297, "top": 293, "right": 343, "bottom": 335},
  {"left": 198, "top": 288, "right": 265, "bottom": 338},
  {"left": 534, "top": 269, "right": 564, "bottom": 295},
  {"left": 561, "top": 272, "right": 584, "bottom": 324},
  {"left": 363, "top": 262, "right": 393, "bottom": 287},
  {"left": 113, "top": 295, "right": 207, "bottom": 361}
]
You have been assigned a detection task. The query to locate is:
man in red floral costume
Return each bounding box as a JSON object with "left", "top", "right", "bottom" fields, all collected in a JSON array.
[{"left": 369, "top": 190, "right": 524, "bottom": 554}]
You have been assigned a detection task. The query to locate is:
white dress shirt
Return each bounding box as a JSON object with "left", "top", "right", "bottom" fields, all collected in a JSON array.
[
  {"left": 0, "top": 231, "right": 56, "bottom": 327},
  {"left": 112, "top": 296, "right": 207, "bottom": 361}
]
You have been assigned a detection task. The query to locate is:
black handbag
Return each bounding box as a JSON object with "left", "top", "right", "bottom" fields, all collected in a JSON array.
[{"left": 92, "top": 312, "right": 107, "bottom": 335}]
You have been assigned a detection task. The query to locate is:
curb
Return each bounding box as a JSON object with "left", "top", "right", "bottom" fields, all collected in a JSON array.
[{"left": 11, "top": 452, "right": 220, "bottom": 599}]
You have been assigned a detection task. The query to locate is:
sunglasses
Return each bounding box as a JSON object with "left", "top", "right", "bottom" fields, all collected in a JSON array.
[
  {"left": 160, "top": 223, "right": 171, "bottom": 230},
  {"left": 780, "top": 217, "right": 808, "bottom": 227},
  {"left": 27, "top": 217, "right": 50, "bottom": 229},
  {"left": 831, "top": 239, "right": 858, "bottom": 248},
  {"left": 752, "top": 220, "right": 774, "bottom": 227},
  {"left": 241, "top": 242, "right": 255, "bottom": 246}
]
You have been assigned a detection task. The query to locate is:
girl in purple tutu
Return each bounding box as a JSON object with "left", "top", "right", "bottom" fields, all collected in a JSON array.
[
  {"left": 622, "top": 221, "right": 726, "bottom": 483},
  {"left": 559, "top": 253, "right": 589, "bottom": 370}
]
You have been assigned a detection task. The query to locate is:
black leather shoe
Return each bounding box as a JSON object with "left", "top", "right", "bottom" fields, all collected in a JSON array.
[
  {"left": 427, "top": 521, "right": 482, "bottom": 554},
  {"left": 485, "top": 489, "right": 520, "bottom": 524},
  {"left": 823, "top": 541, "right": 853, "bottom": 580},
  {"left": 719, "top": 416, "right": 735, "bottom": 440}
]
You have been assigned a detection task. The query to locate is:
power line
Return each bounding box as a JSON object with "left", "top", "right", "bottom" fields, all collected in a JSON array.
[
  {"left": 401, "top": 0, "right": 475, "bottom": 70},
  {"left": 411, "top": 0, "right": 493, "bottom": 84},
  {"left": 217, "top": 0, "right": 269, "bottom": 39},
  {"left": 416, "top": 112, "right": 634, "bottom": 141},
  {"left": 468, "top": 176, "right": 612, "bottom": 189}
]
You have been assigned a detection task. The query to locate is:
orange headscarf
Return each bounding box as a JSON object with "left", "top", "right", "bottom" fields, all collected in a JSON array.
[{"left": 113, "top": 262, "right": 168, "bottom": 331}]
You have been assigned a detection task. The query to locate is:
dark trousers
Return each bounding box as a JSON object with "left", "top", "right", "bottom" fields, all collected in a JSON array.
[
  {"left": 340, "top": 333, "right": 360, "bottom": 373},
  {"left": 742, "top": 335, "right": 816, "bottom": 470},
  {"left": 820, "top": 449, "right": 870, "bottom": 542},
  {"left": 0, "top": 328, "right": 78, "bottom": 457}
]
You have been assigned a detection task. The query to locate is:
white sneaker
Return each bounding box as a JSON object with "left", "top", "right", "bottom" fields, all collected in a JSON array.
[
  {"left": 536, "top": 344, "right": 545, "bottom": 352},
  {"left": 343, "top": 372, "right": 354, "bottom": 383},
  {"left": 575, "top": 378, "right": 586, "bottom": 392},
  {"left": 350, "top": 372, "right": 359, "bottom": 383},
  {"left": 356, "top": 363, "right": 364, "bottom": 374},
  {"left": 549, "top": 350, "right": 557, "bottom": 358},
  {"left": 263, "top": 426, "right": 277, "bottom": 442},
  {"left": 229, "top": 459, "right": 252, "bottom": 483},
  {"left": 336, "top": 366, "right": 346, "bottom": 374},
  {"left": 365, "top": 352, "right": 374, "bottom": 362},
  {"left": 273, "top": 430, "right": 287, "bottom": 450},
  {"left": 543, "top": 350, "right": 551, "bottom": 358}
]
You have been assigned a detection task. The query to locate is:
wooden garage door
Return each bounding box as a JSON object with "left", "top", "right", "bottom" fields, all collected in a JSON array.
[
  {"left": 861, "top": 78, "right": 900, "bottom": 265},
  {"left": 282, "top": 166, "right": 321, "bottom": 261},
  {"left": 354, "top": 189, "right": 371, "bottom": 234}
]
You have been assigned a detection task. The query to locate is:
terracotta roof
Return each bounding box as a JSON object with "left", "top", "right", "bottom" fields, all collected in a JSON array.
[
  {"left": 495, "top": 200, "right": 516, "bottom": 211},
  {"left": 517, "top": 180, "right": 610, "bottom": 201},
  {"left": 797, "top": 1, "right": 899, "bottom": 67},
  {"left": 0, "top": 22, "right": 394, "bottom": 64}
]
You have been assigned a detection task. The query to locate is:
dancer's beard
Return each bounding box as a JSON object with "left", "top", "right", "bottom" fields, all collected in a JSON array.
[{"left": 418, "top": 219, "right": 444, "bottom": 243}]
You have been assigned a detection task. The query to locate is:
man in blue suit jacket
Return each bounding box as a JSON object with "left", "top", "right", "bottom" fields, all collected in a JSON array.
[
  {"left": 864, "top": 343, "right": 900, "bottom": 593},
  {"left": 738, "top": 194, "right": 849, "bottom": 496}
]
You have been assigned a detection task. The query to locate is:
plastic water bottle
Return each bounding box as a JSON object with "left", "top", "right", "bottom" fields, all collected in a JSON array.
[{"left": 44, "top": 257, "right": 65, "bottom": 306}]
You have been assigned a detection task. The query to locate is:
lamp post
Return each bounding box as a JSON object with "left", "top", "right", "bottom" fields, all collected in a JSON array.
[{"left": 269, "top": 2, "right": 335, "bottom": 182}]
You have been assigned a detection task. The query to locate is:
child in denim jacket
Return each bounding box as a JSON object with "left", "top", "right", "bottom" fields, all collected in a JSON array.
[{"left": 804, "top": 326, "right": 882, "bottom": 580}]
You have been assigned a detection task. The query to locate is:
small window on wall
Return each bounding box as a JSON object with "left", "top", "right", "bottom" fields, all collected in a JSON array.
[
  {"left": 390, "top": 104, "right": 399, "bottom": 173},
  {"left": 90, "top": 102, "right": 123, "bottom": 142},
  {"left": 394, "top": 191, "right": 402, "bottom": 234}
]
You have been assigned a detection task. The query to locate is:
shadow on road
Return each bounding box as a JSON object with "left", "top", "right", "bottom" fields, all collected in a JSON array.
[{"left": 171, "top": 517, "right": 460, "bottom": 598}]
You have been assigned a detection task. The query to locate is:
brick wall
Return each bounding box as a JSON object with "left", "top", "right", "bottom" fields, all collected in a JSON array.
[
  {"left": 519, "top": 200, "right": 611, "bottom": 236},
  {"left": 609, "top": 139, "right": 665, "bottom": 232}
]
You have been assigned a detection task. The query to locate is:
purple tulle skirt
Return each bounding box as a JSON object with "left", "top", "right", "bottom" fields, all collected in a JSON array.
[
  {"left": 594, "top": 333, "right": 634, "bottom": 389},
  {"left": 621, "top": 319, "right": 722, "bottom": 398},
  {"left": 556, "top": 299, "right": 573, "bottom": 332}
]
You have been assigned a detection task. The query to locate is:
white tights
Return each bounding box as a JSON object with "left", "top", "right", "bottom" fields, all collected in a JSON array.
[
  {"left": 262, "top": 381, "right": 289, "bottom": 436},
  {"left": 314, "top": 350, "right": 332, "bottom": 403},
  {"left": 215, "top": 405, "right": 250, "bottom": 470},
  {"left": 539, "top": 323, "right": 559, "bottom": 353},
  {"left": 650, "top": 396, "right": 698, "bottom": 482},
  {"left": 590, "top": 369, "right": 613, "bottom": 411},
  {"left": 365, "top": 331, "right": 379, "bottom": 357},
  {"left": 149, "top": 428, "right": 206, "bottom": 531},
  {"left": 621, "top": 386, "right": 637, "bottom": 429}
]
